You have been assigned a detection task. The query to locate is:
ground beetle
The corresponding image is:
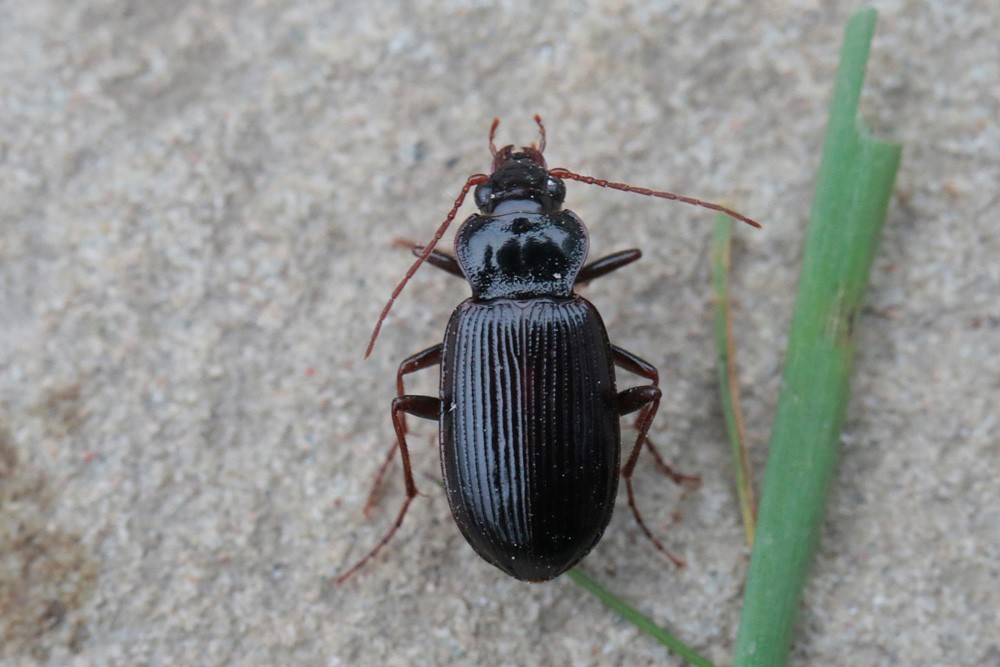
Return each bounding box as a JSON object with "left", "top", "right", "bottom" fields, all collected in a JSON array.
[{"left": 339, "top": 117, "right": 759, "bottom": 583}]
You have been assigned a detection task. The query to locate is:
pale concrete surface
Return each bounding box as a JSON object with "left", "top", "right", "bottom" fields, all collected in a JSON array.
[{"left": 1, "top": 1, "right": 997, "bottom": 665}]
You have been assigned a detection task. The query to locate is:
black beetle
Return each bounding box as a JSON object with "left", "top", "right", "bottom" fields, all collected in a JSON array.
[{"left": 339, "top": 117, "right": 759, "bottom": 583}]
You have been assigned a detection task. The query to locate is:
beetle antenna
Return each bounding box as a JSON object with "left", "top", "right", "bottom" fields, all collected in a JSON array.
[
  {"left": 534, "top": 114, "right": 546, "bottom": 153},
  {"left": 365, "top": 174, "right": 489, "bottom": 358},
  {"left": 548, "top": 168, "right": 762, "bottom": 228},
  {"left": 488, "top": 118, "right": 501, "bottom": 158}
]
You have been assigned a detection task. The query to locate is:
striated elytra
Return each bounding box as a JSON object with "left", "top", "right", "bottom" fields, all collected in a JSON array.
[{"left": 339, "top": 117, "right": 759, "bottom": 583}]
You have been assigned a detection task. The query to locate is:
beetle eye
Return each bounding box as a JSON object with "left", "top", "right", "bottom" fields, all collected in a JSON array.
[
  {"left": 474, "top": 182, "right": 493, "bottom": 211},
  {"left": 546, "top": 177, "right": 565, "bottom": 204}
]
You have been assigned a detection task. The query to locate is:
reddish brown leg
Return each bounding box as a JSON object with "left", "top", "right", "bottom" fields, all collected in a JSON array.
[
  {"left": 613, "top": 346, "right": 700, "bottom": 486},
  {"left": 337, "top": 394, "right": 440, "bottom": 584},
  {"left": 364, "top": 442, "right": 399, "bottom": 518},
  {"left": 614, "top": 346, "right": 688, "bottom": 568},
  {"left": 639, "top": 431, "right": 701, "bottom": 486},
  {"left": 618, "top": 385, "right": 685, "bottom": 568},
  {"left": 364, "top": 344, "right": 442, "bottom": 517}
]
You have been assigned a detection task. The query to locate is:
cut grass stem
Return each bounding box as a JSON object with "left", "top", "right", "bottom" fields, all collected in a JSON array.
[{"left": 733, "top": 8, "right": 901, "bottom": 665}]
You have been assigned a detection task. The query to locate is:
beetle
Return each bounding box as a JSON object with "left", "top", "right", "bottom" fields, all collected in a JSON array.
[{"left": 338, "top": 117, "right": 759, "bottom": 583}]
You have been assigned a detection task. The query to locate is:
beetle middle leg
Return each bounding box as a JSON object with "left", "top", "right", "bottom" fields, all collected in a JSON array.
[
  {"left": 337, "top": 393, "right": 440, "bottom": 584},
  {"left": 614, "top": 346, "right": 689, "bottom": 568},
  {"left": 365, "top": 344, "right": 443, "bottom": 516}
]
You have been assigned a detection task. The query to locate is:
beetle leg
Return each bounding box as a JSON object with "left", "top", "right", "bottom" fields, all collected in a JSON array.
[
  {"left": 611, "top": 346, "right": 685, "bottom": 567},
  {"left": 393, "top": 238, "right": 464, "bottom": 278},
  {"left": 617, "top": 385, "right": 686, "bottom": 568},
  {"left": 575, "top": 248, "right": 641, "bottom": 285},
  {"left": 337, "top": 394, "right": 440, "bottom": 584},
  {"left": 612, "top": 346, "right": 700, "bottom": 485},
  {"left": 365, "top": 344, "right": 443, "bottom": 517}
]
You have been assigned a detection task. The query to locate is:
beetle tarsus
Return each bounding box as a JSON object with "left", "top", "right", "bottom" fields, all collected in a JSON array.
[
  {"left": 337, "top": 394, "right": 439, "bottom": 584},
  {"left": 640, "top": 433, "right": 702, "bottom": 487},
  {"left": 619, "top": 386, "right": 688, "bottom": 569},
  {"left": 363, "top": 440, "right": 398, "bottom": 518}
]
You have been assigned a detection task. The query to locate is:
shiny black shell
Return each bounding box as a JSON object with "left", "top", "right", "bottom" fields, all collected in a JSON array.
[
  {"left": 439, "top": 296, "right": 619, "bottom": 581},
  {"left": 455, "top": 207, "right": 588, "bottom": 300}
]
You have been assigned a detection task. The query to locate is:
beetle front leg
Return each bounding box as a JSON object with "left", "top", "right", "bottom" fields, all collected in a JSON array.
[
  {"left": 394, "top": 239, "right": 465, "bottom": 278},
  {"left": 365, "top": 344, "right": 443, "bottom": 517},
  {"left": 337, "top": 394, "right": 440, "bottom": 584},
  {"left": 575, "top": 248, "right": 641, "bottom": 285}
]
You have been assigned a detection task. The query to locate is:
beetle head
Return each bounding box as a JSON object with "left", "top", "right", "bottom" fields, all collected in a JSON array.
[
  {"left": 474, "top": 148, "right": 566, "bottom": 214},
  {"left": 475, "top": 117, "right": 566, "bottom": 214}
]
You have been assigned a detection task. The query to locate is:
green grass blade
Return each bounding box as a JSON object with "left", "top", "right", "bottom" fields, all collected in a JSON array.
[
  {"left": 732, "top": 8, "right": 902, "bottom": 666},
  {"left": 424, "top": 479, "right": 706, "bottom": 662},
  {"left": 712, "top": 214, "right": 757, "bottom": 548},
  {"left": 567, "top": 569, "right": 715, "bottom": 667}
]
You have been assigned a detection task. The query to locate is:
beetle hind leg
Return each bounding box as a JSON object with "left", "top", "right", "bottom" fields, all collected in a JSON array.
[
  {"left": 612, "top": 345, "right": 699, "bottom": 486},
  {"left": 636, "top": 428, "right": 701, "bottom": 486},
  {"left": 614, "top": 346, "right": 690, "bottom": 568},
  {"left": 337, "top": 394, "right": 440, "bottom": 584},
  {"left": 364, "top": 344, "right": 443, "bottom": 517},
  {"left": 617, "top": 386, "right": 686, "bottom": 568}
]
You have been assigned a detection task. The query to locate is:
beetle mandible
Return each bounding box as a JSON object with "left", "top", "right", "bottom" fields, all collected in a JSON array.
[{"left": 339, "top": 116, "right": 760, "bottom": 583}]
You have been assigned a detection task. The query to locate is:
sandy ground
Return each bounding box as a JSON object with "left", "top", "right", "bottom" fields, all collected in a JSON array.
[{"left": 1, "top": 1, "right": 997, "bottom": 665}]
